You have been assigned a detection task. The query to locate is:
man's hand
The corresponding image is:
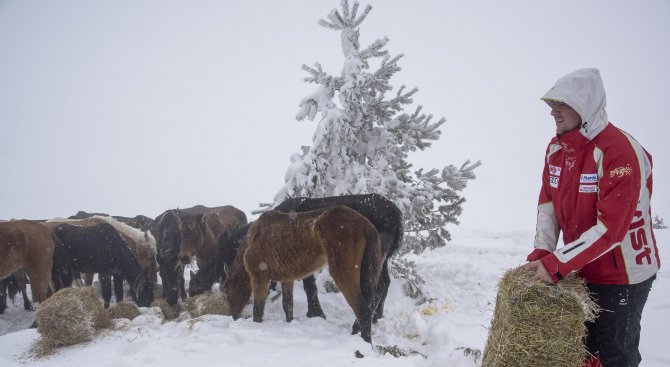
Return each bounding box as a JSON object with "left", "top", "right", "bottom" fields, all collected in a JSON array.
[{"left": 523, "top": 260, "right": 553, "bottom": 283}]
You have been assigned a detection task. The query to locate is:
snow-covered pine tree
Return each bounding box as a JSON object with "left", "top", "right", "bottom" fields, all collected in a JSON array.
[{"left": 263, "top": 0, "right": 480, "bottom": 298}]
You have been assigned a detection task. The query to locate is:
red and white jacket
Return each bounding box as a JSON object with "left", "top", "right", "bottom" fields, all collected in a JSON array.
[{"left": 527, "top": 69, "right": 660, "bottom": 285}]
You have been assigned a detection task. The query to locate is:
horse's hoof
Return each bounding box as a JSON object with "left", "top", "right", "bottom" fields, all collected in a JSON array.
[
  {"left": 306, "top": 310, "right": 326, "bottom": 319},
  {"left": 351, "top": 321, "right": 361, "bottom": 335}
]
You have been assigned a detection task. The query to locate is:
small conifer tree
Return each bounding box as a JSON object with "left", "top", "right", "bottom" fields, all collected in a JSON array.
[{"left": 261, "top": 0, "right": 480, "bottom": 299}]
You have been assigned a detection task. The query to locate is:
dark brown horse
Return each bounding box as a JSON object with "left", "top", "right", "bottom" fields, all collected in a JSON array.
[
  {"left": 47, "top": 216, "right": 158, "bottom": 284},
  {"left": 51, "top": 223, "right": 154, "bottom": 308},
  {"left": 152, "top": 205, "right": 247, "bottom": 305},
  {"left": 0, "top": 220, "right": 56, "bottom": 304},
  {"left": 274, "top": 193, "right": 403, "bottom": 322},
  {"left": 222, "top": 205, "right": 383, "bottom": 343}
]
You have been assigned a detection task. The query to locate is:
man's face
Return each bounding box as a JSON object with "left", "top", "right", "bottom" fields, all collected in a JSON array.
[{"left": 548, "top": 101, "right": 582, "bottom": 135}]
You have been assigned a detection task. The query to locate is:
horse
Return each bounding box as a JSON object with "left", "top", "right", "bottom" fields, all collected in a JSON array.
[
  {"left": 274, "top": 193, "right": 403, "bottom": 322},
  {"left": 205, "top": 222, "right": 325, "bottom": 318},
  {"left": 152, "top": 205, "right": 247, "bottom": 305},
  {"left": 222, "top": 205, "right": 384, "bottom": 343},
  {"left": 46, "top": 216, "right": 159, "bottom": 285},
  {"left": 0, "top": 220, "right": 56, "bottom": 305},
  {"left": 51, "top": 223, "right": 154, "bottom": 308}
]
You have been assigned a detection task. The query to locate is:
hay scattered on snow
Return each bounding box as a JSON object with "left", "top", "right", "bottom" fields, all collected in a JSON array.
[
  {"left": 106, "top": 301, "right": 141, "bottom": 320},
  {"left": 34, "top": 286, "right": 110, "bottom": 356},
  {"left": 184, "top": 291, "right": 231, "bottom": 317},
  {"left": 482, "top": 269, "right": 599, "bottom": 367}
]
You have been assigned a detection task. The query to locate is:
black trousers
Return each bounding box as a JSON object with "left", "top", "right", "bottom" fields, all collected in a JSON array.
[{"left": 585, "top": 275, "right": 656, "bottom": 367}]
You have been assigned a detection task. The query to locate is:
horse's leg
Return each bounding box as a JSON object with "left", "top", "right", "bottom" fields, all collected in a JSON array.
[
  {"left": 281, "top": 281, "right": 294, "bottom": 322},
  {"left": 83, "top": 273, "right": 94, "bottom": 286},
  {"left": 0, "top": 279, "right": 7, "bottom": 314},
  {"left": 113, "top": 275, "right": 124, "bottom": 303},
  {"left": 251, "top": 273, "right": 270, "bottom": 323},
  {"left": 328, "top": 254, "right": 372, "bottom": 343},
  {"left": 99, "top": 273, "right": 112, "bottom": 308},
  {"left": 23, "top": 265, "right": 50, "bottom": 304},
  {"left": 303, "top": 275, "right": 326, "bottom": 319},
  {"left": 15, "top": 271, "right": 32, "bottom": 311}
]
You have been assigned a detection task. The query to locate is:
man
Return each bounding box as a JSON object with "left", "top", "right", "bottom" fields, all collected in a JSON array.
[{"left": 523, "top": 68, "right": 660, "bottom": 367}]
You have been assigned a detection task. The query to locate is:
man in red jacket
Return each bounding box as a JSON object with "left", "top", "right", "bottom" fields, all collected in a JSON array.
[{"left": 523, "top": 68, "right": 660, "bottom": 367}]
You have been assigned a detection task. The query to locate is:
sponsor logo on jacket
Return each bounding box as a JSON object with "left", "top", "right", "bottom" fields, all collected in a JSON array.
[
  {"left": 610, "top": 164, "right": 632, "bottom": 178},
  {"left": 549, "top": 165, "right": 562, "bottom": 176},
  {"left": 580, "top": 174, "right": 598, "bottom": 183},
  {"left": 549, "top": 176, "right": 559, "bottom": 188},
  {"left": 579, "top": 184, "right": 598, "bottom": 193}
]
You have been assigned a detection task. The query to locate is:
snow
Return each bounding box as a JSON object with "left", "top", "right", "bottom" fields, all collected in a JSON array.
[{"left": 2, "top": 227, "right": 668, "bottom": 366}]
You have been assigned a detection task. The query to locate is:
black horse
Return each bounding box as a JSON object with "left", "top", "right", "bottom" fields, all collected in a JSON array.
[
  {"left": 52, "top": 223, "right": 154, "bottom": 308},
  {"left": 274, "top": 193, "right": 403, "bottom": 321}
]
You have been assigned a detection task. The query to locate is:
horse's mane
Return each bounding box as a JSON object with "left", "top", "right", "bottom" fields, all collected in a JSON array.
[
  {"left": 92, "top": 216, "right": 157, "bottom": 255},
  {"left": 47, "top": 216, "right": 156, "bottom": 255}
]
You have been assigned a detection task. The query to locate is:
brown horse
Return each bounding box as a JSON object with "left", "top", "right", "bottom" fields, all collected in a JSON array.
[
  {"left": 152, "top": 205, "right": 247, "bottom": 305},
  {"left": 222, "top": 205, "right": 383, "bottom": 343},
  {"left": 0, "top": 220, "right": 56, "bottom": 303}
]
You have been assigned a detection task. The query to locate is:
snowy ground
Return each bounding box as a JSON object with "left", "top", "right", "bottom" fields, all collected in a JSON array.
[{"left": 1, "top": 228, "right": 668, "bottom": 367}]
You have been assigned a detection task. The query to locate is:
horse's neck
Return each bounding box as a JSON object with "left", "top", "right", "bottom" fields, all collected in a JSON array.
[{"left": 112, "top": 245, "right": 142, "bottom": 280}]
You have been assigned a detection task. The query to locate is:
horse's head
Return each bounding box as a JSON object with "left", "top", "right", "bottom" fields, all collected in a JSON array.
[
  {"left": 132, "top": 269, "right": 154, "bottom": 307},
  {"left": 178, "top": 213, "right": 205, "bottom": 258},
  {"left": 153, "top": 210, "right": 183, "bottom": 305},
  {"left": 219, "top": 251, "right": 252, "bottom": 320}
]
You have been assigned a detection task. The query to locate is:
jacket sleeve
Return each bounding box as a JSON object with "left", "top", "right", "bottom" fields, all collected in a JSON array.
[
  {"left": 540, "top": 143, "right": 642, "bottom": 282},
  {"left": 530, "top": 145, "right": 561, "bottom": 260}
]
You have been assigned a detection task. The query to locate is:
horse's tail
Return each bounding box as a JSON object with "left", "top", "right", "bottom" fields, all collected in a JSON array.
[
  {"left": 50, "top": 231, "right": 73, "bottom": 291},
  {"left": 360, "top": 222, "right": 382, "bottom": 309},
  {"left": 389, "top": 204, "right": 404, "bottom": 258}
]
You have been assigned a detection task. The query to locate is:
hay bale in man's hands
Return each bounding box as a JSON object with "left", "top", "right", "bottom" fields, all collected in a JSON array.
[
  {"left": 185, "top": 292, "right": 231, "bottom": 317},
  {"left": 35, "top": 286, "right": 110, "bottom": 355},
  {"left": 482, "top": 269, "right": 599, "bottom": 367},
  {"left": 106, "top": 301, "right": 141, "bottom": 320}
]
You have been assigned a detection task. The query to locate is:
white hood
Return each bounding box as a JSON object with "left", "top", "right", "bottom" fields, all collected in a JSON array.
[{"left": 542, "top": 68, "right": 609, "bottom": 140}]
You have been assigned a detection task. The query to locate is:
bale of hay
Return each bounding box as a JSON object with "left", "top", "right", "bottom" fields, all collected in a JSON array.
[
  {"left": 482, "top": 269, "right": 598, "bottom": 367},
  {"left": 106, "top": 301, "right": 141, "bottom": 320},
  {"left": 185, "top": 291, "right": 231, "bottom": 317},
  {"left": 35, "top": 286, "right": 110, "bottom": 355}
]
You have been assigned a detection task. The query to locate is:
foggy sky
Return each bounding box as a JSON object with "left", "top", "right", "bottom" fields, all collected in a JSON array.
[{"left": 1, "top": 0, "right": 669, "bottom": 231}]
